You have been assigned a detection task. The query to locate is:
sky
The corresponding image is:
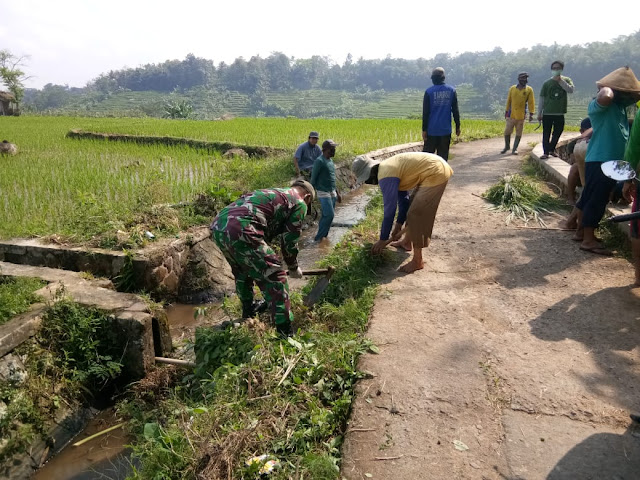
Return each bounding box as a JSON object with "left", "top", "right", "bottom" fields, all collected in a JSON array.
[{"left": 1, "top": 0, "right": 639, "bottom": 90}]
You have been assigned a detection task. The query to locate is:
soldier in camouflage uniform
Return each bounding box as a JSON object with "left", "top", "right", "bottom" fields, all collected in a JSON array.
[{"left": 211, "top": 180, "right": 315, "bottom": 336}]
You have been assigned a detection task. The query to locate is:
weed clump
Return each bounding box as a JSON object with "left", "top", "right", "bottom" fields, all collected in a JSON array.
[{"left": 0, "top": 276, "right": 44, "bottom": 325}]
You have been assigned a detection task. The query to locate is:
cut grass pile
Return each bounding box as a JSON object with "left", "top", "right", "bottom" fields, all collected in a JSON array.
[{"left": 483, "top": 173, "right": 565, "bottom": 225}]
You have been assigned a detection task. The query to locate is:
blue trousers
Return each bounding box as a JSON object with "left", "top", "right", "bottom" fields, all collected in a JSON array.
[{"left": 315, "top": 196, "right": 336, "bottom": 241}]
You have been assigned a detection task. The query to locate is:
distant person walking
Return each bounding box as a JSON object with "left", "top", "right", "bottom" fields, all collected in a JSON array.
[
  {"left": 422, "top": 67, "right": 461, "bottom": 161},
  {"left": 501, "top": 72, "right": 535, "bottom": 155},
  {"left": 311, "top": 139, "right": 342, "bottom": 243},
  {"left": 294, "top": 131, "right": 322, "bottom": 178},
  {"left": 538, "top": 60, "right": 574, "bottom": 159}
]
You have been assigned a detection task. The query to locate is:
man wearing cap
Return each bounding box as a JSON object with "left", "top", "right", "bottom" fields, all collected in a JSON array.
[
  {"left": 573, "top": 66, "right": 640, "bottom": 256},
  {"left": 210, "top": 179, "right": 316, "bottom": 336},
  {"left": 352, "top": 152, "right": 453, "bottom": 273},
  {"left": 294, "top": 131, "right": 322, "bottom": 178},
  {"left": 422, "top": 67, "right": 461, "bottom": 161},
  {"left": 538, "top": 61, "right": 574, "bottom": 159},
  {"left": 311, "top": 139, "right": 342, "bottom": 243},
  {"left": 501, "top": 72, "right": 535, "bottom": 155}
]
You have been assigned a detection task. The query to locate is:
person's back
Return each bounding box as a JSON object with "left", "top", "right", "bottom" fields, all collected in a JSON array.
[
  {"left": 212, "top": 188, "right": 307, "bottom": 242},
  {"left": 424, "top": 83, "right": 457, "bottom": 136},
  {"left": 379, "top": 152, "right": 453, "bottom": 191},
  {"left": 422, "top": 67, "right": 461, "bottom": 161}
]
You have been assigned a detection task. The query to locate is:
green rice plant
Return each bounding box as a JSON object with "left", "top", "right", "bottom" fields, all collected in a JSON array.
[{"left": 483, "top": 174, "right": 564, "bottom": 225}]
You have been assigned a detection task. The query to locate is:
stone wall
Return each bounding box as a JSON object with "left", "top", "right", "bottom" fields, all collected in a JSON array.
[{"left": 0, "top": 227, "right": 236, "bottom": 302}]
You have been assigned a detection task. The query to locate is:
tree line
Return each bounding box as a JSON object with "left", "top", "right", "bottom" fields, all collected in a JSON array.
[{"left": 16, "top": 30, "right": 640, "bottom": 116}]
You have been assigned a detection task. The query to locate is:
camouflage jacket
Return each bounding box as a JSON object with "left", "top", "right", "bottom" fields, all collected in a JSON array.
[{"left": 211, "top": 188, "right": 307, "bottom": 268}]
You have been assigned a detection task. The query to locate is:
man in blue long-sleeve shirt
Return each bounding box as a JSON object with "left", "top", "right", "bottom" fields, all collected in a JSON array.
[{"left": 422, "top": 67, "right": 461, "bottom": 161}]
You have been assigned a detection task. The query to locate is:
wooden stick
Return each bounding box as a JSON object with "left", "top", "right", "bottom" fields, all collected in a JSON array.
[
  {"left": 512, "top": 226, "right": 574, "bottom": 231},
  {"left": 154, "top": 357, "right": 196, "bottom": 368},
  {"left": 374, "top": 455, "right": 404, "bottom": 461},
  {"left": 347, "top": 428, "right": 376, "bottom": 433},
  {"left": 72, "top": 422, "right": 125, "bottom": 447},
  {"left": 277, "top": 352, "right": 303, "bottom": 387}
]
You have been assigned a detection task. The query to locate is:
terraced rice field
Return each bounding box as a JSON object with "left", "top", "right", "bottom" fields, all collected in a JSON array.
[{"left": 0, "top": 116, "right": 575, "bottom": 243}]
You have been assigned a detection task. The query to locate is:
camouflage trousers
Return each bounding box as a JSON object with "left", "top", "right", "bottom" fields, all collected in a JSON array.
[{"left": 211, "top": 229, "right": 292, "bottom": 325}]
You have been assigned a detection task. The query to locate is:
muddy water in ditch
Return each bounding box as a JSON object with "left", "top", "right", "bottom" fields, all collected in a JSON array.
[{"left": 33, "top": 408, "right": 135, "bottom": 480}]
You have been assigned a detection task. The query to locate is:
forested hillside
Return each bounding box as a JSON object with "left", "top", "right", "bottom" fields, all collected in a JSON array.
[{"left": 22, "top": 31, "right": 639, "bottom": 123}]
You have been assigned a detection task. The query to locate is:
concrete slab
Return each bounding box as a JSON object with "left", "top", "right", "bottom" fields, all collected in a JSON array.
[{"left": 503, "top": 409, "right": 640, "bottom": 480}]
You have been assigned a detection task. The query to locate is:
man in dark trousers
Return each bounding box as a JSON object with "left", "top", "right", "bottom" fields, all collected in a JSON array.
[
  {"left": 538, "top": 60, "right": 574, "bottom": 159},
  {"left": 422, "top": 67, "right": 461, "bottom": 161}
]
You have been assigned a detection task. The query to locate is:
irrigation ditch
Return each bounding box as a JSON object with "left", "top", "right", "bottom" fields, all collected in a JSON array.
[{"left": 0, "top": 139, "right": 422, "bottom": 479}]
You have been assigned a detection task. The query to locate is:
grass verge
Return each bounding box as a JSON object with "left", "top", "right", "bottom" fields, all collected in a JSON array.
[
  {"left": 117, "top": 194, "right": 386, "bottom": 480},
  {"left": 0, "top": 276, "right": 45, "bottom": 326}
]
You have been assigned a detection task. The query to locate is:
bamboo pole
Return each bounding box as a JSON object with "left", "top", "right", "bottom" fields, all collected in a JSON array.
[{"left": 154, "top": 357, "right": 196, "bottom": 368}]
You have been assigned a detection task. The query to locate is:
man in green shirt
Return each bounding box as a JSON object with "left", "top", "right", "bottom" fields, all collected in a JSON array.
[
  {"left": 311, "top": 139, "right": 342, "bottom": 243},
  {"left": 538, "top": 60, "right": 574, "bottom": 159},
  {"left": 622, "top": 104, "right": 640, "bottom": 284}
]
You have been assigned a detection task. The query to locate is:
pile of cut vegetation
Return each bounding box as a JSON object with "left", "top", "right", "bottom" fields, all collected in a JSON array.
[{"left": 482, "top": 174, "right": 564, "bottom": 225}]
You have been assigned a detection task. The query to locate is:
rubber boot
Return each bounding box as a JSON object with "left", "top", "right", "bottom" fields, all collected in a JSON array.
[
  {"left": 241, "top": 299, "right": 267, "bottom": 319},
  {"left": 500, "top": 135, "right": 510, "bottom": 154},
  {"left": 276, "top": 321, "right": 293, "bottom": 338},
  {"left": 512, "top": 136, "right": 521, "bottom": 155}
]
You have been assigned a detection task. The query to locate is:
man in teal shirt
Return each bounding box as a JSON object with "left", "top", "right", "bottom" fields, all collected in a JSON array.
[
  {"left": 538, "top": 60, "right": 574, "bottom": 159},
  {"left": 311, "top": 139, "right": 342, "bottom": 242},
  {"left": 575, "top": 67, "right": 640, "bottom": 255}
]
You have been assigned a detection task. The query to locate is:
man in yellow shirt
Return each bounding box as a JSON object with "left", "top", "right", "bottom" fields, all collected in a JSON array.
[
  {"left": 501, "top": 72, "right": 535, "bottom": 155},
  {"left": 352, "top": 152, "right": 453, "bottom": 273}
]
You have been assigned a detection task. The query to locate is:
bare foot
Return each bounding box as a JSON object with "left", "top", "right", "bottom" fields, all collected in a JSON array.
[
  {"left": 390, "top": 240, "right": 412, "bottom": 252},
  {"left": 560, "top": 220, "right": 578, "bottom": 230},
  {"left": 398, "top": 258, "right": 424, "bottom": 273}
]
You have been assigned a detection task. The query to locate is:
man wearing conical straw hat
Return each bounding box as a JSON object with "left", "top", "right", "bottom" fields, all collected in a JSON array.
[
  {"left": 574, "top": 66, "right": 640, "bottom": 256},
  {"left": 352, "top": 152, "right": 453, "bottom": 273}
]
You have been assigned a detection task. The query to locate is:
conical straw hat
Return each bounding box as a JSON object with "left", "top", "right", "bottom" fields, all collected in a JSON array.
[{"left": 596, "top": 66, "right": 640, "bottom": 93}]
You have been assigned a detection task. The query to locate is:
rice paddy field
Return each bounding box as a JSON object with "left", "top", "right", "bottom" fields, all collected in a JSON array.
[{"left": 0, "top": 115, "right": 572, "bottom": 245}]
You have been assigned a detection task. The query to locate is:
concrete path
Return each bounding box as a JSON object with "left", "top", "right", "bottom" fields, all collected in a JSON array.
[{"left": 341, "top": 134, "right": 640, "bottom": 480}]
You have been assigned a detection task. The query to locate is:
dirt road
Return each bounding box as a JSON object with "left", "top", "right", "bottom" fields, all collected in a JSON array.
[{"left": 341, "top": 135, "right": 640, "bottom": 480}]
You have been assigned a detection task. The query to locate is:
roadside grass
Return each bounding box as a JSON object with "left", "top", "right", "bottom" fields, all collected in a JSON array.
[
  {"left": 598, "top": 215, "right": 633, "bottom": 259},
  {"left": 0, "top": 276, "right": 44, "bottom": 325},
  {"left": 118, "top": 194, "right": 386, "bottom": 480}
]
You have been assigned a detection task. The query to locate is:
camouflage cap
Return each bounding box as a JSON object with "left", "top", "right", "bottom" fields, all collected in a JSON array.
[{"left": 291, "top": 179, "right": 316, "bottom": 202}]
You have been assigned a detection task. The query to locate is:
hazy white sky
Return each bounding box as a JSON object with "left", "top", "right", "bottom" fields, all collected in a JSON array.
[{"left": 1, "top": 0, "right": 638, "bottom": 89}]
